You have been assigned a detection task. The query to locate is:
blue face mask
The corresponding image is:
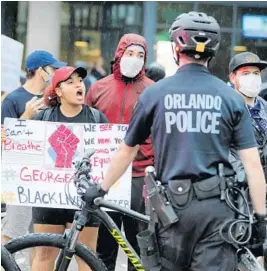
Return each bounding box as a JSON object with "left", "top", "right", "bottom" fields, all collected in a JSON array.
[
  {"left": 42, "top": 67, "right": 53, "bottom": 85},
  {"left": 44, "top": 75, "right": 53, "bottom": 85}
]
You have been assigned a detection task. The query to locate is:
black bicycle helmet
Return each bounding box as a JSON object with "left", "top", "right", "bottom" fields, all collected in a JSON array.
[{"left": 169, "top": 12, "right": 220, "bottom": 58}]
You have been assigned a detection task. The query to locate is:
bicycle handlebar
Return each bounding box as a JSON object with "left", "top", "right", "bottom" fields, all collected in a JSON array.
[
  {"left": 73, "top": 154, "right": 150, "bottom": 223},
  {"left": 93, "top": 197, "right": 150, "bottom": 223}
]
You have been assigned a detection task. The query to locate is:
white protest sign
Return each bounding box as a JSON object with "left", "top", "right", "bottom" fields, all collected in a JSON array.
[
  {"left": 1, "top": 118, "right": 131, "bottom": 210},
  {"left": 1, "top": 35, "right": 24, "bottom": 93}
]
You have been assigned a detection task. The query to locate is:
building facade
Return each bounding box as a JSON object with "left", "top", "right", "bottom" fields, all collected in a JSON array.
[{"left": 1, "top": 1, "right": 267, "bottom": 81}]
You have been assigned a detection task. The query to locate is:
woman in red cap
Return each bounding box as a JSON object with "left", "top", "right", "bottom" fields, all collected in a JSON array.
[{"left": 31, "top": 66, "right": 108, "bottom": 271}]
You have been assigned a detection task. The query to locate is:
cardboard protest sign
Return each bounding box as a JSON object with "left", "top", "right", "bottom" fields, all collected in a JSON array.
[
  {"left": 1, "top": 118, "right": 131, "bottom": 210},
  {"left": 1, "top": 35, "right": 24, "bottom": 93}
]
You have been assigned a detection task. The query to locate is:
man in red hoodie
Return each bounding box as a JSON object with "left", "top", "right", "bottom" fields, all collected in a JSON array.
[{"left": 85, "top": 33, "right": 154, "bottom": 270}]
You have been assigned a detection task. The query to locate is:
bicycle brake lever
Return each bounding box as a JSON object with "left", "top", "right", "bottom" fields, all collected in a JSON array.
[
  {"left": 74, "top": 150, "right": 95, "bottom": 171},
  {"left": 75, "top": 176, "right": 93, "bottom": 196}
]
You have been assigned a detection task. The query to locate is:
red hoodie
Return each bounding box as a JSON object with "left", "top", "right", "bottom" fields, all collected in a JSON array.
[{"left": 85, "top": 34, "right": 154, "bottom": 177}]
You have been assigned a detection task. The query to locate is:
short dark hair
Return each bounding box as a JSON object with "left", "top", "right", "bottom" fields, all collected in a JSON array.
[
  {"left": 25, "top": 69, "right": 36, "bottom": 80},
  {"left": 44, "top": 81, "right": 63, "bottom": 108}
]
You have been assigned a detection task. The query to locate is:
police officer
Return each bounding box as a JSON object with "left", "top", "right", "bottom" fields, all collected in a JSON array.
[
  {"left": 229, "top": 52, "right": 267, "bottom": 180},
  {"left": 81, "top": 12, "right": 266, "bottom": 271}
]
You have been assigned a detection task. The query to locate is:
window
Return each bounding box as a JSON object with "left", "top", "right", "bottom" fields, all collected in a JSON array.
[
  {"left": 236, "top": 6, "right": 267, "bottom": 61},
  {"left": 16, "top": 1, "right": 28, "bottom": 42},
  {"left": 210, "top": 32, "right": 232, "bottom": 81},
  {"left": 198, "top": 4, "right": 233, "bottom": 28},
  {"left": 60, "top": 2, "right": 71, "bottom": 63},
  {"left": 156, "top": 3, "right": 233, "bottom": 81},
  {"left": 157, "top": 2, "right": 194, "bottom": 27},
  {"left": 60, "top": 2, "right": 143, "bottom": 67}
]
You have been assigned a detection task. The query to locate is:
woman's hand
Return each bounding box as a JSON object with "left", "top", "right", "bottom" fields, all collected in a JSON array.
[{"left": 1, "top": 125, "right": 6, "bottom": 144}]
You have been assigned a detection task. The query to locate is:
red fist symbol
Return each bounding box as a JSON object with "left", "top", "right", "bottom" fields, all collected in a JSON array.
[{"left": 48, "top": 124, "right": 80, "bottom": 168}]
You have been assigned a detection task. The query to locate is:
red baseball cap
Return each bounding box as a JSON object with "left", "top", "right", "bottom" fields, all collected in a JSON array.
[{"left": 51, "top": 66, "right": 87, "bottom": 89}]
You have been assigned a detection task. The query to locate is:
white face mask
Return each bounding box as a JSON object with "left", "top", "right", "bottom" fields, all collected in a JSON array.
[
  {"left": 120, "top": 57, "right": 144, "bottom": 78},
  {"left": 238, "top": 74, "right": 262, "bottom": 98}
]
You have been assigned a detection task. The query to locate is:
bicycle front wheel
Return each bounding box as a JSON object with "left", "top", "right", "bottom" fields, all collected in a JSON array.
[
  {"left": 4, "top": 233, "right": 107, "bottom": 271},
  {"left": 1, "top": 245, "right": 21, "bottom": 271}
]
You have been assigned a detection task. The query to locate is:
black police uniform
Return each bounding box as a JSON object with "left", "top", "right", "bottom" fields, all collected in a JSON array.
[{"left": 124, "top": 63, "right": 258, "bottom": 270}]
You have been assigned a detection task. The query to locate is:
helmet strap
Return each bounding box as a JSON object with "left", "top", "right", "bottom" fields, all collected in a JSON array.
[
  {"left": 171, "top": 43, "right": 179, "bottom": 65},
  {"left": 207, "top": 56, "right": 213, "bottom": 68}
]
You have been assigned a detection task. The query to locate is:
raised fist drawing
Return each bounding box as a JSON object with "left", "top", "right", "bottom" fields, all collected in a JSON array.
[{"left": 48, "top": 124, "right": 80, "bottom": 168}]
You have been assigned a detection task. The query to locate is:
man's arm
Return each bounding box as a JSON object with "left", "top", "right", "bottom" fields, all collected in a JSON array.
[
  {"left": 101, "top": 142, "right": 139, "bottom": 191},
  {"left": 231, "top": 98, "right": 266, "bottom": 215},
  {"left": 229, "top": 147, "right": 246, "bottom": 181},
  {"left": 239, "top": 147, "right": 266, "bottom": 215},
  {"left": 101, "top": 96, "right": 154, "bottom": 191}
]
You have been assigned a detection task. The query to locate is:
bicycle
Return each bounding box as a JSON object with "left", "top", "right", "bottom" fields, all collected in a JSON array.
[
  {"left": 4, "top": 198, "right": 149, "bottom": 270},
  {"left": 1, "top": 245, "right": 21, "bottom": 271},
  {"left": 3, "top": 153, "right": 266, "bottom": 271},
  {"left": 4, "top": 152, "right": 149, "bottom": 271}
]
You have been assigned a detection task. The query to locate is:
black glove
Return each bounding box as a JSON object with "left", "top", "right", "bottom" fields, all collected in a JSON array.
[
  {"left": 81, "top": 184, "right": 107, "bottom": 205},
  {"left": 252, "top": 213, "right": 267, "bottom": 246}
]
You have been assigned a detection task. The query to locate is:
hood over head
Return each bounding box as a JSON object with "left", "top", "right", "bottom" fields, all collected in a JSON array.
[{"left": 113, "top": 33, "right": 148, "bottom": 82}]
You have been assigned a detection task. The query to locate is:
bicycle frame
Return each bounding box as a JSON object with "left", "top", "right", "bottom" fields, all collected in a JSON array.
[
  {"left": 54, "top": 198, "right": 149, "bottom": 271},
  {"left": 93, "top": 198, "right": 150, "bottom": 271},
  {"left": 53, "top": 197, "right": 264, "bottom": 271}
]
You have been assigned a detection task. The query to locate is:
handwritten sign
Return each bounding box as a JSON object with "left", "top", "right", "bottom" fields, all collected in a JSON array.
[
  {"left": 1, "top": 35, "right": 24, "bottom": 92},
  {"left": 1, "top": 118, "right": 132, "bottom": 210}
]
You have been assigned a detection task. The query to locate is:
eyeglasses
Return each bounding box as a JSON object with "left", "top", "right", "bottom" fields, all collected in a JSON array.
[
  {"left": 42, "top": 67, "right": 55, "bottom": 75},
  {"left": 42, "top": 67, "right": 50, "bottom": 75}
]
